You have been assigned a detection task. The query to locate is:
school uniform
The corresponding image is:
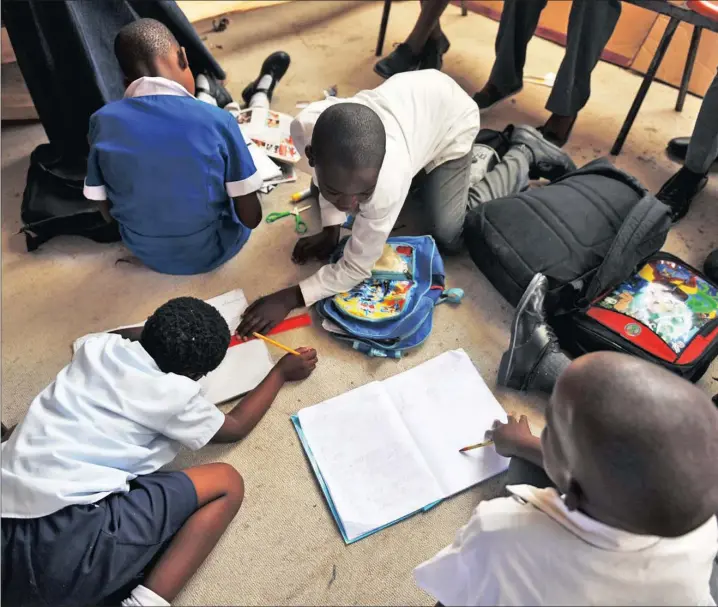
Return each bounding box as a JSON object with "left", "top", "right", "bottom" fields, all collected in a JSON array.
[
  {"left": 1, "top": 333, "right": 225, "bottom": 607},
  {"left": 84, "top": 76, "right": 262, "bottom": 275},
  {"left": 414, "top": 473, "right": 718, "bottom": 605},
  {"left": 290, "top": 70, "right": 532, "bottom": 307}
]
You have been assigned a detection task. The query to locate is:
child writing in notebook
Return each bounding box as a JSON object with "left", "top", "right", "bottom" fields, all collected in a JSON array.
[
  {"left": 1, "top": 296, "right": 317, "bottom": 607},
  {"left": 414, "top": 352, "right": 718, "bottom": 606},
  {"left": 83, "top": 19, "right": 263, "bottom": 275}
]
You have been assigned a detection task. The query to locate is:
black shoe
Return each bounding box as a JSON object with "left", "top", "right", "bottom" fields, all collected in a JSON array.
[
  {"left": 537, "top": 114, "right": 577, "bottom": 148},
  {"left": 509, "top": 124, "right": 577, "bottom": 181},
  {"left": 656, "top": 166, "right": 708, "bottom": 222},
  {"left": 473, "top": 82, "right": 523, "bottom": 111},
  {"left": 498, "top": 274, "right": 560, "bottom": 391},
  {"left": 419, "top": 33, "right": 450, "bottom": 70},
  {"left": 667, "top": 136, "right": 690, "bottom": 161},
  {"left": 197, "top": 72, "right": 233, "bottom": 108},
  {"left": 374, "top": 43, "right": 422, "bottom": 79},
  {"left": 241, "top": 51, "right": 291, "bottom": 106},
  {"left": 705, "top": 248, "right": 718, "bottom": 284}
]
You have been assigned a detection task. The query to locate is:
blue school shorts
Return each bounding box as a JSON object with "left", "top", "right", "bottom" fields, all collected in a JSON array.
[{"left": 1, "top": 470, "right": 197, "bottom": 607}]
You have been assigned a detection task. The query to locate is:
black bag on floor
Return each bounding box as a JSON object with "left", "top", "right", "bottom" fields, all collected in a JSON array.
[
  {"left": 464, "top": 157, "right": 672, "bottom": 313},
  {"left": 554, "top": 253, "right": 718, "bottom": 382},
  {"left": 20, "top": 144, "right": 120, "bottom": 252}
]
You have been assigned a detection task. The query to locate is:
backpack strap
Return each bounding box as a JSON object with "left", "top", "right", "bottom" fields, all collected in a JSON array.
[{"left": 582, "top": 193, "right": 671, "bottom": 303}]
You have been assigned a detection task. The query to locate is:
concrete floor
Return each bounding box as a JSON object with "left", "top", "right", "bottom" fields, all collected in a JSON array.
[{"left": 2, "top": 1, "right": 717, "bottom": 605}]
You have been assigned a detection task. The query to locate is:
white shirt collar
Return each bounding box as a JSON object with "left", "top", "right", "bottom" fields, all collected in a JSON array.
[
  {"left": 124, "top": 76, "right": 193, "bottom": 99},
  {"left": 508, "top": 484, "right": 663, "bottom": 551}
]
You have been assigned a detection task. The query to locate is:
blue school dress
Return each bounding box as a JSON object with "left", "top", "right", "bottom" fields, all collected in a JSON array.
[{"left": 84, "top": 76, "right": 262, "bottom": 275}]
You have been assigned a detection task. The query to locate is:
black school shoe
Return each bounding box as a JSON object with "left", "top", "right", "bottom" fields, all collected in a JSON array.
[
  {"left": 497, "top": 274, "right": 561, "bottom": 391},
  {"left": 196, "top": 72, "right": 234, "bottom": 108},
  {"left": 656, "top": 166, "right": 708, "bottom": 222},
  {"left": 374, "top": 43, "right": 423, "bottom": 79},
  {"left": 508, "top": 124, "right": 577, "bottom": 181},
  {"left": 241, "top": 51, "right": 291, "bottom": 106},
  {"left": 419, "top": 33, "right": 451, "bottom": 70},
  {"left": 473, "top": 82, "right": 523, "bottom": 112}
]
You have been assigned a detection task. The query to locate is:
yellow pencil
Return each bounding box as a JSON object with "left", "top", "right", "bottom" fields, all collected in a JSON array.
[
  {"left": 252, "top": 332, "right": 301, "bottom": 356},
  {"left": 458, "top": 439, "right": 494, "bottom": 453}
]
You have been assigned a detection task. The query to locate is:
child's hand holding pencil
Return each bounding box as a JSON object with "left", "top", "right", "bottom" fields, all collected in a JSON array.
[{"left": 275, "top": 347, "right": 318, "bottom": 381}]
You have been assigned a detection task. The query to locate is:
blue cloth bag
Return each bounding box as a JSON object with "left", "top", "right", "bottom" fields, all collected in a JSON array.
[{"left": 315, "top": 235, "right": 463, "bottom": 358}]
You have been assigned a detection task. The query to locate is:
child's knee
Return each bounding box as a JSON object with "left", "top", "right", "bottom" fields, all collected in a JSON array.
[{"left": 213, "top": 462, "right": 244, "bottom": 508}]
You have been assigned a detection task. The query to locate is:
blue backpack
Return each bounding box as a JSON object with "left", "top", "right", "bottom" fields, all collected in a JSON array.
[{"left": 315, "top": 235, "right": 463, "bottom": 358}]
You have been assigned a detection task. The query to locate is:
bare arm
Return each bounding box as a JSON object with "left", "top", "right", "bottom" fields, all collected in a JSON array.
[
  {"left": 232, "top": 192, "right": 262, "bottom": 229},
  {"left": 211, "top": 348, "right": 317, "bottom": 443},
  {"left": 490, "top": 415, "right": 544, "bottom": 469}
]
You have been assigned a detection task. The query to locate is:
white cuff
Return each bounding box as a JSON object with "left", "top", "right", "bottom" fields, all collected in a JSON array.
[
  {"left": 120, "top": 584, "right": 170, "bottom": 606},
  {"left": 226, "top": 170, "right": 263, "bottom": 197},
  {"left": 83, "top": 181, "right": 107, "bottom": 201},
  {"left": 299, "top": 275, "right": 323, "bottom": 308},
  {"left": 318, "top": 194, "right": 347, "bottom": 227}
]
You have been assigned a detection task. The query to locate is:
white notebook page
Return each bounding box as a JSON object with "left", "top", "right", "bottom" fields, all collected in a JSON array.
[
  {"left": 297, "top": 382, "right": 444, "bottom": 542},
  {"left": 383, "top": 349, "right": 509, "bottom": 497}
]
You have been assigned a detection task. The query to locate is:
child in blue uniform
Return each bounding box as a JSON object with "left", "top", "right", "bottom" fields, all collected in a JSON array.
[{"left": 83, "top": 19, "right": 262, "bottom": 275}]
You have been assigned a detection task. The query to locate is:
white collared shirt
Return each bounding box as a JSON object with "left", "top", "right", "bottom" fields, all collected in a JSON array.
[
  {"left": 414, "top": 484, "right": 718, "bottom": 606},
  {"left": 1, "top": 334, "right": 225, "bottom": 519},
  {"left": 290, "top": 70, "right": 481, "bottom": 306}
]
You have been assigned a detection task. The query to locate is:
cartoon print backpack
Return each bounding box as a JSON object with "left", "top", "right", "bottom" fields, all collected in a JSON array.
[
  {"left": 315, "top": 235, "right": 463, "bottom": 358},
  {"left": 555, "top": 253, "right": 718, "bottom": 382}
]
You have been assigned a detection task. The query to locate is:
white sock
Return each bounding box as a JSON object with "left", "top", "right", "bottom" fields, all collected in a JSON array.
[
  {"left": 256, "top": 74, "right": 273, "bottom": 90},
  {"left": 120, "top": 585, "right": 170, "bottom": 607},
  {"left": 249, "top": 74, "right": 273, "bottom": 109},
  {"left": 249, "top": 91, "right": 269, "bottom": 109},
  {"left": 195, "top": 74, "right": 218, "bottom": 106}
]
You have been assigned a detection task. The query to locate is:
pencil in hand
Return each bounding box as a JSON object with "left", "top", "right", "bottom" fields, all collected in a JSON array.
[
  {"left": 252, "top": 332, "right": 301, "bottom": 356},
  {"left": 458, "top": 439, "right": 494, "bottom": 453}
]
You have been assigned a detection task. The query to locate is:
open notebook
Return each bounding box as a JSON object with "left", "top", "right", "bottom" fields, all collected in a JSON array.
[
  {"left": 72, "top": 289, "right": 274, "bottom": 405},
  {"left": 292, "top": 349, "right": 509, "bottom": 543}
]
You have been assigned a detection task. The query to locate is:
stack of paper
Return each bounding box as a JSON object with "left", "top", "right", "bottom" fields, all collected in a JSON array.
[{"left": 293, "top": 349, "right": 509, "bottom": 543}]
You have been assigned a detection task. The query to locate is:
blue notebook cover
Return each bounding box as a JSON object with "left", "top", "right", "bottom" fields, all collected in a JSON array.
[{"left": 291, "top": 415, "right": 442, "bottom": 544}]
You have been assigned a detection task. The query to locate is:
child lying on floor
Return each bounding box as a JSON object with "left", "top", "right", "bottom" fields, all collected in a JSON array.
[
  {"left": 414, "top": 351, "right": 718, "bottom": 606},
  {"left": 83, "top": 18, "right": 263, "bottom": 275},
  {"left": 1, "top": 297, "right": 318, "bottom": 607}
]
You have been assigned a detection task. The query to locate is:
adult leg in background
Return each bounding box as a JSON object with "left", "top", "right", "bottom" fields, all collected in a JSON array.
[
  {"left": 541, "top": 0, "right": 621, "bottom": 144},
  {"left": 658, "top": 69, "right": 718, "bottom": 221},
  {"left": 122, "top": 463, "right": 244, "bottom": 606},
  {"left": 374, "top": 0, "right": 451, "bottom": 79},
  {"left": 474, "top": 0, "right": 546, "bottom": 110}
]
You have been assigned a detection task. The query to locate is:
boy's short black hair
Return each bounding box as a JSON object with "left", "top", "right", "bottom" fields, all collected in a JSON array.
[
  {"left": 311, "top": 102, "right": 386, "bottom": 170},
  {"left": 141, "top": 297, "right": 230, "bottom": 377},
  {"left": 114, "top": 18, "right": 182, "bottom": 81}
]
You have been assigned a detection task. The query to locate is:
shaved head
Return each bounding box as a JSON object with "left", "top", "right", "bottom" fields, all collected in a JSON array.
[
  {"left": 542, "top": 352, "right": 718, "bottom": 537},
  {"left": 115, "top": 18, "right": 188, "bottom": 84}
]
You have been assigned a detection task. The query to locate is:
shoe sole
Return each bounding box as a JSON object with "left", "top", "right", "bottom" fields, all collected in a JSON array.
[
  {"left": 373, "top": 63, "right": 420, "bottom": 80},
  {"left": 478, "top": 86, "right": 523, "bottom": 112},
  {"left": 497, "top": 273, "right": 545, "bottom": 389}
]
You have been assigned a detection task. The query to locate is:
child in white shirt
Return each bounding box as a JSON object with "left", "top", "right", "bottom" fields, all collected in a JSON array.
[
  {"left": 414, "top": 351, "right": 718, "bottom": 606},
  {"left": 1, "top": 296, "right": 317, "bottom": 607}
]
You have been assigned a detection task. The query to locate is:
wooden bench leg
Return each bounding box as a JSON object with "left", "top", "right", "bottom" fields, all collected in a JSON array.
[
  {"left": 376, "top": 0, "right": 392, "bottom": 57},
  {"left": 611, "top": 15, "right": 680, "bottom": 156},
  {"left": 676, "top": 25, "right": 702, "bottom": 112},
  {"left": 461, "top": 0, "right": 468, "bottom": 16}
]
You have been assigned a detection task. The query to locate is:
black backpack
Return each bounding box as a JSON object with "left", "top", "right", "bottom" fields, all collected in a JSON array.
[
  {"left": 464, "top": 157, "right": 672, "bottom": 314},
  {"left": 19, "top": 144, "right": 120, "bottom": 251}
]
